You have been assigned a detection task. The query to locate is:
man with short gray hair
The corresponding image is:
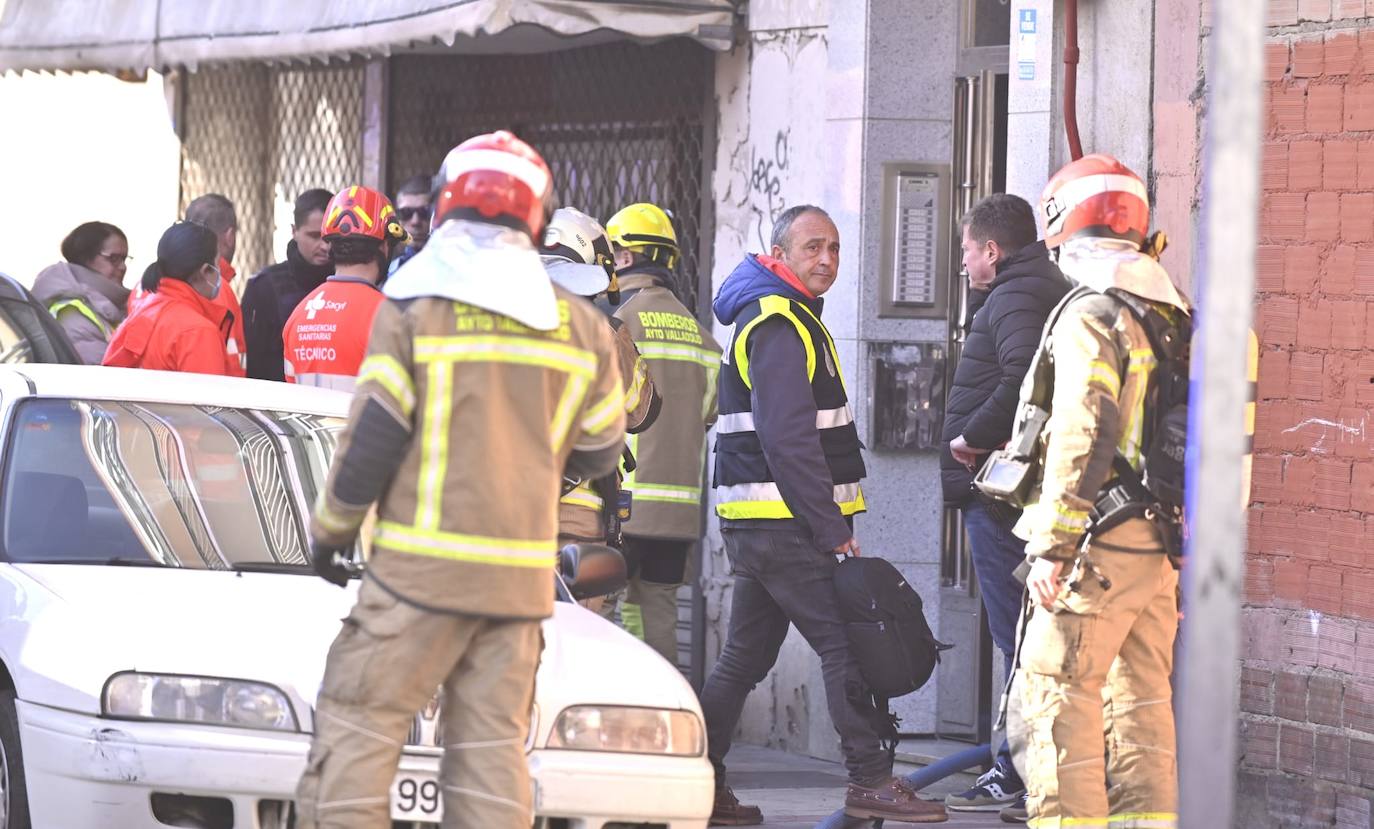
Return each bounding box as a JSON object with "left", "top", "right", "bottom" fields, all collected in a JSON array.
[
  {"left": 185, "top": 193, "right": 238, "bottom": 268},
  {"left": 185, "top": 194, "right": 246, "bottom": 375},
  {"left": 701, "top": 205, "right": 947, "bottom": 825}
]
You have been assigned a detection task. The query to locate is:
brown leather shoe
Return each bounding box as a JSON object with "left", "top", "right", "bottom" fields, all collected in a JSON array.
[
  {"left": 710, "top": 786, "right": 763, "bottom": 826},
  {"left": 845, "top": 777, "right": 949, "bottom": 823}
]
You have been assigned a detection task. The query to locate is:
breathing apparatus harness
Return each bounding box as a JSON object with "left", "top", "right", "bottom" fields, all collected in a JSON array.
[{"left": 973, "top": 272, "right": 1191, "bottom": 564}]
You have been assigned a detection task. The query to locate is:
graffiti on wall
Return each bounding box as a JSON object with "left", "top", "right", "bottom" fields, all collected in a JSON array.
[
  {"left": 748, "top": 128, "right": 791, "bottom": 251},
  {"left": 711, "top": 28, "right": 826, "bottom": 284}
]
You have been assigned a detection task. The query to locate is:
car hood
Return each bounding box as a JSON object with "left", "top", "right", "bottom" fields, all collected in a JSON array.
[
  {"left": 5, "top": 565, "right": 699, "bottom": 731},
  {"left": 6, "top": 564, "right": 358, "bottom": 717},
  {"left": 535, "top": 602, "right": 702, "bottom": 725}
]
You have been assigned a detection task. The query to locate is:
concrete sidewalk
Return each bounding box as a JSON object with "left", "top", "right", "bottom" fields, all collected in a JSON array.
[{"left": 722, "top": 744, "right": 1012, "bottom": 828}]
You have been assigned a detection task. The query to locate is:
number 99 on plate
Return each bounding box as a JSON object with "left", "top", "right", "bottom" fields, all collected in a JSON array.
[{"left": 390, "top": 772, "right": 443, "bottom": 822}]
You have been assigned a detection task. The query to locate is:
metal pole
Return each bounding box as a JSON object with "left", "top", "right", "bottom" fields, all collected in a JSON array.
[{"left": 1178, "top": 2, "right": 1264, "bottom": 828}]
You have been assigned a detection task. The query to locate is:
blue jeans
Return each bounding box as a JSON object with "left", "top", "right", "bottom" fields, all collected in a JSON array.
[
  {"left": 699, "top": 525, "right": 890, "bottom": 787},
  {"left": 963, "top": 498, "right": 1029, "bottom": 782}
]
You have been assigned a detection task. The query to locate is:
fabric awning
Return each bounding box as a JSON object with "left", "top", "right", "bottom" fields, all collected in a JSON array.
[{"left": 0, "top": 0, "right": 738, "bottom": 73}]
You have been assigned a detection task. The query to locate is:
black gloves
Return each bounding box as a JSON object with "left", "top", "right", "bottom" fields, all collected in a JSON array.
[{"left": 311, "top": 541, "right": 353, "bottom": 588}]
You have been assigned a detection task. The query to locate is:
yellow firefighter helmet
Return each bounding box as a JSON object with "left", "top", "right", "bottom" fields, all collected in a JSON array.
[{"left": 606, "top": 202, "right": 679, "bottom": 270}]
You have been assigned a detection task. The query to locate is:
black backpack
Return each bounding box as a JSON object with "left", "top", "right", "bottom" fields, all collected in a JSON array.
[{"left": 833, "top": 556, "right": 950, "bottom": 699}]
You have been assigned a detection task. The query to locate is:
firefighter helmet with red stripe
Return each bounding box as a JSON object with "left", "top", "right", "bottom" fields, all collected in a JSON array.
[
  {"left": 322, "top": 186, "right": 408, "bottom": 245},
  {"left": 435, "top": 131, "right": 552, "bottom": 239},
  {"left": 1040, "top": 154, "right": 1150, "bottom": 250}
]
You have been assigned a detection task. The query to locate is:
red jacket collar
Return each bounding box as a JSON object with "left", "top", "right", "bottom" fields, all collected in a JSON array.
[{"left": 755, "top": 254, "right": 816, "bottom": 300}]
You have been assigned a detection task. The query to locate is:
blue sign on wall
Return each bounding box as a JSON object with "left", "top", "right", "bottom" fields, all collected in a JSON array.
[{"left": 1019, "top": 9, "right": 1037, "bottom": 34}]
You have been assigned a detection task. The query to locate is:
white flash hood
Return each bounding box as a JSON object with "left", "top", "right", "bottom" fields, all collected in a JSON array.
[
  {"left": 1057, "top": 238, "right": 1191, "bottom": 313},
  {"left": 384, "top": 219, "right": 560, "bottom": 331}
]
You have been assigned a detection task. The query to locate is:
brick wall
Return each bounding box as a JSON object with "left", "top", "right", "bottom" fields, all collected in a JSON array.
[{"left": 1243, "top": 2, "right": 1374, "bottom": 824}]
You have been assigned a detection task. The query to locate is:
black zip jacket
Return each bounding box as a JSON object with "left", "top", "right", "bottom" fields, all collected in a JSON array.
[
  {"left": 940, "top": 241, "right": 1069, "bottom": 507},
  {"left": 242, "top": 241, "right": 334, "bottom": 381}
]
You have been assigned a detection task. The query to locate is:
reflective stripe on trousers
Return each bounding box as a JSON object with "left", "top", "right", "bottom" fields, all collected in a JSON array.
[
  {"left": 295, "top": 578, "right": 540, "bottom": 829},
  {"left": 1020, "top": 544, "right": 1178, "bottom": 826}
]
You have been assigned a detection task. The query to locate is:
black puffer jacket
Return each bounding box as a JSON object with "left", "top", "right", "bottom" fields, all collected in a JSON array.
[
  {"left": 242, "top": 241, "right": 333, "bottom": 381},
  {"left": 940, "top": 241, "right": 1069, "bottom": 506}
]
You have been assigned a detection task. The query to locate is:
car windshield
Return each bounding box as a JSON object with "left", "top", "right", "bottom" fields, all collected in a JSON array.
[{"left": 1, "top": 398, "right": 345, "bottom": 569}]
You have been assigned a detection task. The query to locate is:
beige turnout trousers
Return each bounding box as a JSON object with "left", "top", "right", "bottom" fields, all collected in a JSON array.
[
  {"left": 296, "top": 579, "right": 542, "bottom": 829},
  {"left": 1019, "top": 537, "right": 1179, "bottom": 829}
]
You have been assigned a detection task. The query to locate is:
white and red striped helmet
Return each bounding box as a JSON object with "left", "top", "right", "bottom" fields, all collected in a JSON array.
[
  {"left": 1040, "top": 154, "right": 1150, "bottom": 250},
  {"left": 434, "top": 131, "right": 553, "bottom": 239}
]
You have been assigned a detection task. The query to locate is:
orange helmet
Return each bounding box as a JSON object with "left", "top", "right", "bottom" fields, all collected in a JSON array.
[
  {"left": 434, "top": 131, "right": 552, "bottom": 239},
  {"left": 322, "top": 185, "right": 408, "bottom": 245},
  {"left": 1040, "top": 154, "right": 1150, "bottom": 250}
]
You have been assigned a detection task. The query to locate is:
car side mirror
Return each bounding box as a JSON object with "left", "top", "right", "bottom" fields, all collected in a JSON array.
[{"left": 558, "top": 543, "right": 628, "bottom": 601}]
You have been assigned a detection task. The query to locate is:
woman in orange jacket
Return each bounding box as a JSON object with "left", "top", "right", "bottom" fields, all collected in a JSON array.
[{"left": 103, "top": 222, "right": 239, "bottom": 376}]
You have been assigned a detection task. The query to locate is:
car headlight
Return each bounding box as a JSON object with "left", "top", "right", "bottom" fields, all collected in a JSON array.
[
  {"left": 102, "top": 672, "right": 298, "bottom": 732},
  {"left": 546, "top": 706, "right": 703, "bottom": 756}
]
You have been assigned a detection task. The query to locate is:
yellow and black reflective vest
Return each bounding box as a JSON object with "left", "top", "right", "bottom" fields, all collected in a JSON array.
[{"left": 713, "top": 294, "right": 866, "bottom": 520}]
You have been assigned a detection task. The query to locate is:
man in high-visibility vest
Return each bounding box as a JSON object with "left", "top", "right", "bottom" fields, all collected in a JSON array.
[
  {"left": 701, "top": 204, "right": 946, "bottom": 825},
  {"left": 282, "top": 185, "right": 409, "bottom": 392},
  {"left": 296, "top": 131, "right": 626, "bottom": 829},
  {"left": 604, "top": 202, "right": 721, "bottom": 663}
]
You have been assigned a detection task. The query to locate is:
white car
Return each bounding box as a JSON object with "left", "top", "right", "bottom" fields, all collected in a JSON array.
[{"left": 0, "top": 364, "right": 714, "bottom": 828}]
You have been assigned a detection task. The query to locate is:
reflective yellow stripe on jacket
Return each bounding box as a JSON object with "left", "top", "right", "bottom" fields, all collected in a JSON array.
[
  {"left": 49, "top": 299, "right": 110, "bottom": 337},
  {"left": 375, "top": 521, "right": 554, "bottom": 568},
  {"left": 637, "top": 341, "right": 720, "bottom": 367},
  {"left": 732, "top": 295, "right": 815, "bottom": 388},
  {"left": 716, "top": 482, "right": 866, "bottom": 519},
  {"left": 560, "top": 482, "right": 604, "bottom": 511},
  {"left": 357, "top": 354, "right": 417, "bottom": 418},
  {"left": 402, "top": 333, "right": 608, "bottom": 562}
]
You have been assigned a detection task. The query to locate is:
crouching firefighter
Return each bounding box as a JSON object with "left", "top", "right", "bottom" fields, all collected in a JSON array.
[
  {"left": 974, "top": 154, "right": 1191, "bottom": 829},
  {"left": 296, "top": 131, "right": 627, "bottom": 829},
  {"left": 541, "top": 207, "right": 660, "bottom": 595}
]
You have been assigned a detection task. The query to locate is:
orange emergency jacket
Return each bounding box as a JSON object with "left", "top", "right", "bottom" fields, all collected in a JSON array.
[
  {"left": 127, "top": 256, "right": 246, "bottom": 376},
  {"left": 282, "top": 276, "right": 386, "bottom": 392},
  {"left": 102, "top": 278, "right": 236, "bottom": 376}
]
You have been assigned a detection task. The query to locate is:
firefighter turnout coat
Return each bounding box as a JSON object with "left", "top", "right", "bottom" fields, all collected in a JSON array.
[
  {"left": 614, "top": 269, "right": 721, "bottom": 540},
  {"left": 311, "top": 281, "right": 627, "bottom": 619},
  {"left": 557, "top": 319, "right": 656, "bottom": 541},
  {"left": 282, "top": 276, "right": 387, "bottom": 392},
  {"left": 1012, "top": 242, "right": 1191, "bottom": 561}
]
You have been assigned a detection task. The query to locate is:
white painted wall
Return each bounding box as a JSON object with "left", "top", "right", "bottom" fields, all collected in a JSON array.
[{"left": 0, "top": 71, "right": 180, "bottom": 289}]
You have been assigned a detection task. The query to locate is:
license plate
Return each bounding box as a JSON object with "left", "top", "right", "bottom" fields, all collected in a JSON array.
[{"left": 390, "top": 771, "right": 443, "bottom": 823}]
